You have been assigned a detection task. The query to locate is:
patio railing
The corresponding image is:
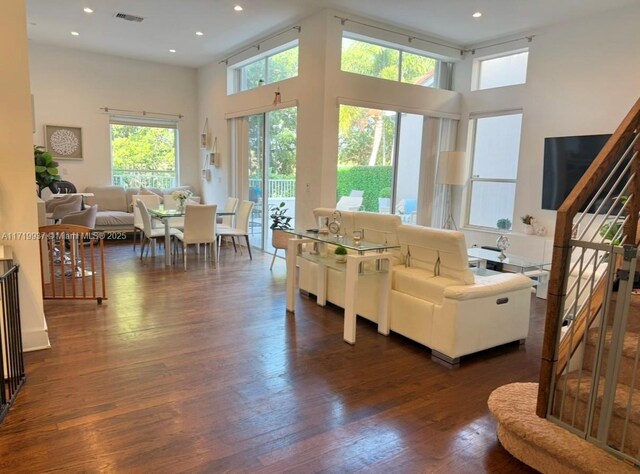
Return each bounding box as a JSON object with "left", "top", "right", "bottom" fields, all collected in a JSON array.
[
  {"left": 248, "top": 178, "right": 295, "bottom": 198},
  {"left": 113, "top": 170, "right": 176, "bottom": 189}
]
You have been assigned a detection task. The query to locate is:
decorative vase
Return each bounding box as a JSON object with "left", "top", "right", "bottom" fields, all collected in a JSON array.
[
  {"left": 523, "top": 224, "right": 534, "bottom": 235},
  {"left": 336, "top": 255, "right": 346, "bottom": 263},
  {"left": 496, "top": 234, "right": 510, "bottom": 260},
  {"left": 177, "top": 200, "right": 185, "bottom": 212}
]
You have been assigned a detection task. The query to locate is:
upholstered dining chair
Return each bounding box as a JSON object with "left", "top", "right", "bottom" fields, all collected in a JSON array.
[
  {"left": 136, "top": 199, "right": 179, "bottom": 260},
  {"left": 132, "top": 194, "right": 162, "bottom": 250},
  {"left": 217, "top": 200, "right": 254, "bottom": 261},
  {"left": 60, "top": 205, "right": 98, "bottom": 228},
  {"left": 216, "top": 197, "right": 239, "bottom": 228},
  {"left": 48, "top": 195, "right": 83, "bottom": 223},
  {"left": 173, "top": 204, "right": 217, "bottom": 270}
]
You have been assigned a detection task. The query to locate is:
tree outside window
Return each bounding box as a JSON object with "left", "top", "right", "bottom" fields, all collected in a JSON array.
[{"left": 111, "top": 122, "right": 177, "bottom": 188}]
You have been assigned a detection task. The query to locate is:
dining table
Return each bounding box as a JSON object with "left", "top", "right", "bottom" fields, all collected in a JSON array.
[{"left": 148, "top": 207, "right": 235, "bottom": 266}]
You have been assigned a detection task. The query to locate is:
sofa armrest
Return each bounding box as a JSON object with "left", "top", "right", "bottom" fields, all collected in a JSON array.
[{"left": 443, "top": 273, "right": 533, "bottom": 301}]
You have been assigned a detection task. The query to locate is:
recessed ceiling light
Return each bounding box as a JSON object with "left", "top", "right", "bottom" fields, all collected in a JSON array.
[
  {"left": 83, "top": 7, "right": 94, "bottom": 13},
  {"left": 234, "top": 5, "right": 243, "bottom": 12},
  {"left": 71, "top": 31, "right": 80, "bottom": 36},
  {"left": 169, "top": 49, "right": 176, "bottom": 53},
  {"left": 472, "top": 11, "right": 482, "bottom": 18},
  {"left": 195, "top": 31, "right": 204, "bottom": 36}
]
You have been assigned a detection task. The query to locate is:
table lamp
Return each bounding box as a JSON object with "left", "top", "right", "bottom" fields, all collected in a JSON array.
[{"left": 437, "top": 151, "right": 468, "bottom": 230}]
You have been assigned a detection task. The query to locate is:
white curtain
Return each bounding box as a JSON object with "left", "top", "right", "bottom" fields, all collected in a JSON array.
[{"left": 417, "top": 117, "right": 458, "bottom": 228}]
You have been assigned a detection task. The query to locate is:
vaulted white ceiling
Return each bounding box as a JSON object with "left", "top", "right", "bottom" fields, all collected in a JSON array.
[{"left": 26, "top": 0, "right": 640, "bottom": 68}]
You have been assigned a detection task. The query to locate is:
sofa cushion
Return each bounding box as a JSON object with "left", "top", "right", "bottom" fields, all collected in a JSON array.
[
  {"left": 393, "top": 266, "right": 461, "bottom": 303},
  {"left": 95, "top": 210, "right": 134, "bottom": 227},
  {"left": 85, "top": 186, "right": 128, "bottom": 212},
  {"left": 444, "top": 273, "right": 533, "bottom": 300}
]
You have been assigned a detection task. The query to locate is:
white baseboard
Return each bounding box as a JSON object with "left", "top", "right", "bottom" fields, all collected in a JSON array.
[{"left": 22, "top": 326, "right": 51, "bottom": 352}]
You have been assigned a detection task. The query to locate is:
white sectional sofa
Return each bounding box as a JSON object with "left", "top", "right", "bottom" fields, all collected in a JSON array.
[{"left": 295, "top": 209, "right": 533, "bottom": 367}]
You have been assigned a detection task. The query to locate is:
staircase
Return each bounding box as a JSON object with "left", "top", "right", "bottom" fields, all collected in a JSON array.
[{"left": 490, "top": 96, "right": 640, "bottom": 472}]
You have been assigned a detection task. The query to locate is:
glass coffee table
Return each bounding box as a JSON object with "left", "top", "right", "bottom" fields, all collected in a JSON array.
[{"left": 467, "top": 247, "right": 552, "bottom": 297}]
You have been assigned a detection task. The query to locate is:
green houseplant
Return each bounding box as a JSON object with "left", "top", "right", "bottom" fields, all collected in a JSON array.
[
  {"left": 269, "top": 201, "right": 293, "bottom": 231},
  {"left": 496, "top": 218, "right": 512, "bottom": 231},
  {"left": 334, "top": 245, "right": 348, "bottom": 263},
  {"left": 270, "top": 202, "right": 293, "bottom": 259},
  {"left": 34, "top": 145, "right": 60, "bottom": 196}
]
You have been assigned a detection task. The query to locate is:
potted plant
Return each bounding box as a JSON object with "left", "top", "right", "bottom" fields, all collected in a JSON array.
[
  {"left": 34, "top": 145, "right": 60, "bottom": 197},
  {"left": 334, "top": 245, "right": 348, "bottom": 263},
  {"left": 378, "top": 187, "right": 392, "bottom": 213},
  {"left": 496, "top": 218, "right": 512, "bottom": 232},
  {"left": 270, "top": 201, "right": 293, "bottom": 250},
  {"left": 521, "top": 214, "right": 535, "bottom": 234}
]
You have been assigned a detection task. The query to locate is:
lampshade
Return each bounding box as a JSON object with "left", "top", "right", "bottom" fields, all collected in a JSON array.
[{"left": 437, "top": 151, "right": 468, "bottom": 185}]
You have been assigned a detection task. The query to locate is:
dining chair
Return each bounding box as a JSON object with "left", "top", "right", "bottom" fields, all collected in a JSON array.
[
  {"left": 60, "top": 205, "right": 98, "bottom": 228},
  {"left": 132, "top": 194, "right": 162, "bottom": 250},
  {"left": 173, "top": 204, "right": 217, "bottom": 270},
  {"left": 217, "top": 200, "right": 254, "bottom": 261},
  {"left": 216, "top": 197, "right": 239, "bottom": 228},
  {"left": 136, "top": 199, "right": 179, "bottom": 260},
  {"left": 49, "top": 195, "right": 83, "bottom": 223}
]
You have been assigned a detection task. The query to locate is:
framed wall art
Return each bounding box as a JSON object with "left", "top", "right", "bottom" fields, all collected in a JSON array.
[{"left": 44, "top": 125, "right": 83, "bottom": 160}]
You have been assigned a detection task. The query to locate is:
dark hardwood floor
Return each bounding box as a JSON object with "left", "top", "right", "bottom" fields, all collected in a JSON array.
[{"left": 0, "top": 241, "right": 542, "bottom": 473}]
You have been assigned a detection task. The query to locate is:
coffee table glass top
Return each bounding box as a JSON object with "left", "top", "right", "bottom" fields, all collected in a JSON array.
[
  {"left": 286, "top": 229, "right": 399, "bottom": 252},
  {"left": 467, "top": 247, "right": 551, "bottom": 272}
]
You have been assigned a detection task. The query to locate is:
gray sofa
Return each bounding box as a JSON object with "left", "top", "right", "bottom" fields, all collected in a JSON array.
[{"left": 84, "top": 185, "right": 196, "bottom": 232}]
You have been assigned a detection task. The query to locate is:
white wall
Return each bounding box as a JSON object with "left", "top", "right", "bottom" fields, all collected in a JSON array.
[
  {"left": 0, "top": 2, "right": 50, "bottom": 351},
  {"left": 29, "top": 44, "right": 200, "bottom": 193},
  {"left": 455, "top": 4, "right": 640, "bottom": 259},
  {"left": 197, "top": 9, "right": 461, "bottom": 228}
]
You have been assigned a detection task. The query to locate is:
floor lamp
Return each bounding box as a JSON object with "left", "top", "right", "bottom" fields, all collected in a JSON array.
[{"left": 437, "top": 151, "right": 467, "bottom": 230}]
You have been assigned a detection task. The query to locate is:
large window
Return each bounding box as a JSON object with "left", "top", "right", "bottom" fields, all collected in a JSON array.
[
  {"left": 473, "top": 49, "right": 529, "bottom": 91},
  {"left": 232, "top": 43, "right": 298, "bottom": 93},
  {"left": 337, "top": 105, "right": 423, "bottom": 223},
  {"left": 467, "top": 112, "right": 523, "bottom": 229},
  {"left": 341, "top": 35, "right": 447, "bottom": 88},
  {"left": 110, "top": 117, "right": 178, "bottom": 188}
]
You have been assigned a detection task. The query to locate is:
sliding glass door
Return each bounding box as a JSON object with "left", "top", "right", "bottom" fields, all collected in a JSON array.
[
  {"left": 246, "top": 107, "right": 297, "bottom": 252},
  {"left": 337, "top": 105, "right": 423, "bottom": 223}
]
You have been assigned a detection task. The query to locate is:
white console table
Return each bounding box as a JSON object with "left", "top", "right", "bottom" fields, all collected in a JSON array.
[{"left": 285, "top": 230, "right": 399, "bottom": 344}]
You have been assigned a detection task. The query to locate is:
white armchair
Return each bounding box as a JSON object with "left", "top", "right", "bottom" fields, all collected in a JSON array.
[{"left": 389, "top": 225, "right": 533, "bottom": 367}]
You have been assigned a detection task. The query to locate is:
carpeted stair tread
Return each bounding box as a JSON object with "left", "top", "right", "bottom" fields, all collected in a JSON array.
[
  {"left": 489, "top": 382, "right": 636, "bottom": 473},
  {"left": 586, "top": 328, "right": 640, "bottom": 360},
  {"left": 557, "top": 370, "right": 640, "bottom": 425}
]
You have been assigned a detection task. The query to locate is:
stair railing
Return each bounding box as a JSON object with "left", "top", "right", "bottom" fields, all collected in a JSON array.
[{"left": 537, "top": 97, "right": 640, "bottom": 464}]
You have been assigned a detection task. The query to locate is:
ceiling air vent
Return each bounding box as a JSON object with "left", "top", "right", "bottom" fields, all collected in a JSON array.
[{"left": 114, "top": 12, "right": 145, "bottom": 22}]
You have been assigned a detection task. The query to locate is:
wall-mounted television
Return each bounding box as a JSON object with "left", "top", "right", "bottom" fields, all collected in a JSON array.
[{"left": 542, "top": 134, "right": 612, "bottom": 211}]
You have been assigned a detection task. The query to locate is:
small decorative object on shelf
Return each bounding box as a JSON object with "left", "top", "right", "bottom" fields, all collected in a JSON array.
[
  {"left": 329, "top": 210, "right": 342, "bottom": 237},
  {"left": 521, "top": 214, "right": 535, "bottom": 234},
  {"left": 496, "top": 218, "right": 512, "bottom": 232},
  {"left": 172, "top": 189, "right": 192, "bottom": 212},
  {"left": 334, "top": 245, "right": 347, "bottom": 263},
  {"left": 496, "top": 234, "right": 510, "bottom": 260}
]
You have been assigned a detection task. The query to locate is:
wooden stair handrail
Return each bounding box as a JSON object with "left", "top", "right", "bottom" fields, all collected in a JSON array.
[{"left": 537, "top": 97, "right": 640, "bottom": 418}]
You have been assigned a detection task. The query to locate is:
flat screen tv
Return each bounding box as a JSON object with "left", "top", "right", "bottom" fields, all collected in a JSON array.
[{"left": 542, "top": 134, "right": 612, "bottom": 211}]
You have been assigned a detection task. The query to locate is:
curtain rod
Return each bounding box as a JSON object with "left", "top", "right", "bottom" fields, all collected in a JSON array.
[
  {"left": 335, "top": 16, "right": 463, "bottom": 55},
  {"left": 99, "top": 107, "right": 183, "bottom": 119},
  {"left": 219, "top": 25, "right": 301, "bottom": 65},
  {"left": 336, "top": 15, "right": 535, "bottom": 57},
  {"left": 463, "top": 35, "right": 535, "bottom": 55}
]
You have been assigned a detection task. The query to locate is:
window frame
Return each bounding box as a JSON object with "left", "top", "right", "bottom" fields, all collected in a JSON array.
[
  {"left": 109, "top": 115, "right": 180, "bottom": 189},
  {"left": 472, "top": 48, "right": 529, "bottom": 91},
  {"left": 465, "top": 110, "right": 524, "bottom": 230},
  {"left": 230, "top": 41, "right": 299, "bottom": 94},
  {"left": 341, "top": 33, "right": 449, "bottom": 89}
]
